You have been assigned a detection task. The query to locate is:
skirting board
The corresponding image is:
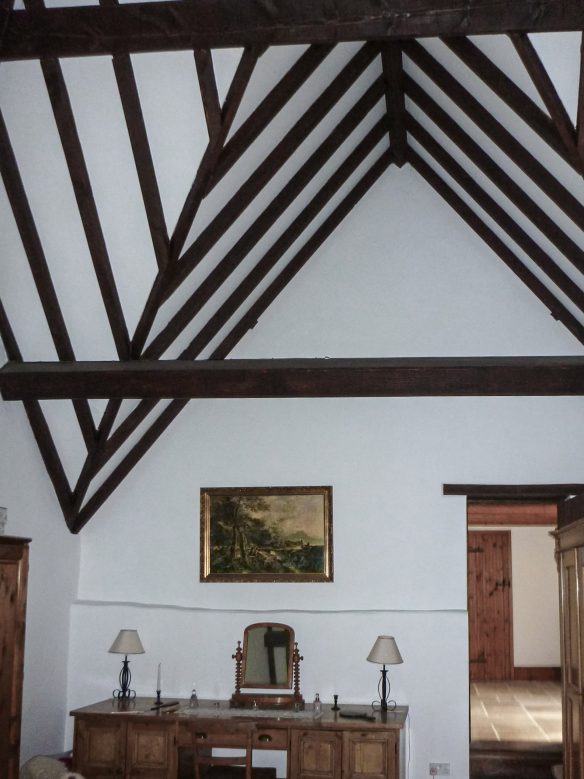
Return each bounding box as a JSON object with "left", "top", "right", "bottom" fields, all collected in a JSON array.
[{"left": 513, "top": 666, "right": 561, "bottom": 682}]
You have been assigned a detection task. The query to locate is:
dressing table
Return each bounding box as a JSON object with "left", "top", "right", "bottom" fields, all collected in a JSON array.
[
  {"left": 71, "top": 624, "right": 407, "bottom": 779},
  {"left": 70, "top": 698, "right": 408, "bottom": 779}
]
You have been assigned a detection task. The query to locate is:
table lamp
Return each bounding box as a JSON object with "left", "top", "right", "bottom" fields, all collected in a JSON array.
[
  {"left": 109, "top": 629, "right": 145, "bottom": 699},
  {"left": 367, "top": 635, "right": 403, "bottom": 711}
]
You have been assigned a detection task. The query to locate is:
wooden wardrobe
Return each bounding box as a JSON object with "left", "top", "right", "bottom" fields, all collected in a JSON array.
[
  {"left": 555, "top": 495, "right": 584, "bottom": 779},
  {"left": 0, "top": 536, "right": 31, "bottom": 779}
]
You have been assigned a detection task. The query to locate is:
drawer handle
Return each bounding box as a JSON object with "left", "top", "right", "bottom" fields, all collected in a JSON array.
[
  {"left": 195, "top": 732, "right": 208, "bottom": 740},
  {"left": 258, "top": 734, "right": 272, "bottom": 743}
]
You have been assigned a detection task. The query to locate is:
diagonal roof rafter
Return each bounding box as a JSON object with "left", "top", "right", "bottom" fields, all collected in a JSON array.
[{"left": 3, "top": 16, "right": 584, "bottom": 530}]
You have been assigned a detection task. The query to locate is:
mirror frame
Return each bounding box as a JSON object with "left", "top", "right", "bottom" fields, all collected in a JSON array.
[
  {"left": 230, "top": 623, "right": 305, "bottom": 709},
  {"left": 241, "top": 622, "right": 294, "bottom": 689}
]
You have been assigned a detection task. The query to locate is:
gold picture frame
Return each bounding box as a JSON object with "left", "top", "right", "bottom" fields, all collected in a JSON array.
[{"left": 200, "top": 486, "right": 333, "bottom": 582}]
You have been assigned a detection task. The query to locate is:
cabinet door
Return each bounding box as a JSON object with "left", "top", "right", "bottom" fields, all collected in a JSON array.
[
  {"left": 126, "top": 720, "right": 176, "bottom": 779},
  {"left": 290, "top": 729, "right": 342, "bottom": 779},
  {"left": 74, "top": 718, "right": 126, "bottom": 778},
  {"left": 0, "top": 541, "right": 29, "bottom": 779},
  {"left": 342, "top": 731, "right": 397, "bottom": 779}
]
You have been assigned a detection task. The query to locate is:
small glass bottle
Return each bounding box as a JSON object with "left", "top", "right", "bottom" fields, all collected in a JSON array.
[
  {"left": 313, "top": 692, "right": 322, "bottom": 717},
  {"left": 189, "top": 684, "right": 199, "bottom": 708}
]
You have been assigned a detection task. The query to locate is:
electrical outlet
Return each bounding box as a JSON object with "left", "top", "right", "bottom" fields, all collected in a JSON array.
[{"left": 429, "top": 764, "right": 450, "bottom": 776}]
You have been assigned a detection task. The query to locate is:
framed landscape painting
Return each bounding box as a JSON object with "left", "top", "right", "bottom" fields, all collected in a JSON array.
[{"left": 200, "top": 486, "right": 333, "bottom": 582}]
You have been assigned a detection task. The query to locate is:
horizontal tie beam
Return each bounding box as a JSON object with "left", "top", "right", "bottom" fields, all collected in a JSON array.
[
  {"left": 3, "top": 1, "right": 584, "bottom": 61},
  {"left": 3, "top": 357, "right": 584, "bottom": 399}
]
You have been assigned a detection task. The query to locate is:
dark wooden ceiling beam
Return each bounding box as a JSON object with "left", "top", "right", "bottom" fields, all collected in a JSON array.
[
  {"left": 409, "top": 116, "right": 584, "bottom": 313},
  {"left": 194, "top": 49, "right": 222, "bottom": 141},
  {"left": 381, "top": 43, "right": 407, "bottom": 167},
  {"left": 210, "top": 44, "right": 335, "bottom": 191},
  {"left": 35, "top": 53, "right": 131, "bottom": 359},
  {"left": 170, "top": 46, "right": 259, "bottom": 262},
  {"left": 405, "top": 76, "right": 584, "bottom": 277},
  {"left": 112, "top": 51, "right": 170, "bottom": 272},
  {"left": 130, "top": 46, "right": 259, "bottom": 357},
  {"left": 404, "top": 40, "right": 584, "bottom": 232},
  {"left": 578, "top": 33, "right": 584, "bottom": 164},
  {"left": 144, "top": 79, "right": 385, "bottom": 359},
  {"left": 5, "top": 357, "right": 584, "bottom": 400},
  {"left": 66, "top": 150, "right": 392, "bottom": 530},
  {"left": 0, "top": 300, "right": 74, "bottom": 525},
  {"left": 510, "top": 32, "right": 578, "bottom": 164},
  {"left": 84, "top": 140, "right": 393, "bottom": 476},
  {"left": 4, "top": 1, "right": 584, "bottom": 61},
  {"left": 164, "top": 42, "right": 380, "bottom": 301},
  {"left": 444, "top": 484, "right": 584, "bottom": 500},
  {"left": 408, "top": 149, "right": 584, "bottom": 346},
  {"left": 0, "top": 107, "right": 97, "bottom": 449},
  {"left": 443, "top": 36, "right": 582, "bottom": 172},
  {"left": 212, "top": 148, "right": 393, "bottom": 359}
]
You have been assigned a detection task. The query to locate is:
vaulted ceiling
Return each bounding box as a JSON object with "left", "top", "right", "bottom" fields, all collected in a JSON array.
[{"left": 2, "top": 1, "right": 584, "bottom": 532}]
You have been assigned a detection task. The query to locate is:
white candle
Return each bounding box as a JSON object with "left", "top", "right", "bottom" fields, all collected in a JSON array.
[{"left": 157, "top": 663, "right": 161, "bottom": 691}]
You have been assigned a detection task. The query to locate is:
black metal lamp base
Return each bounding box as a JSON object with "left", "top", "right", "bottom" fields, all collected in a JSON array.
[
  {"left": 378, "top": 666, "right": 396, "bottom": 712},
  {"left": 113, "top": 655, "right": 136, "bottom": 699}
]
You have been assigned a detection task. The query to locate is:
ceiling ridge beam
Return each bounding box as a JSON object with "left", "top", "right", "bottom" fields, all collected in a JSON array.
[
  {"left": 163, "top": 41, "right": 380, "bottom": 302},
  {"left": 0, "top": 298, "right": 74, "bottom": 525},
  {"left": 112, "top": 50, "right": 170, "bottom": 272},
  {"left": 68, "top": 148, "right": 392, "bottom": 530},
  {"left": 408, "top": 116, "right": 584, "bottom": 315},
  {"left": 144, "top": 77, "right": 386, "bottom": 360},
  {"left": 408, "top": 148, "right": 584, "bottom": 346},
  {"left": 404, "top": 40, "right": 584, "bottom": 233},
  {"left": 4, "top": 1, "right": 584, "bottom": 61},
  {"left": 130, "top": 46, "right": 260, "bottom": 357},
  {"left": 510, "top": 32, "right": 579, "bottom": 165},
  {"left": 443, "top": 36, "right": 582, "bottom": 173},
  {"left": 0, "top": 107, "right": 97, "bottom": 450},
  {"left": 210, "top": 43, "right": 335, "bottom": 191},
  {"left": 6, "top": 356, "right": 584, "bottom": 400},
  {"left": 405, "top": 75, "right": 584, "bottom": 276},
  {"left": 90, "top": 128, "right": 391, "bottom": 476},
  {"left": 381, "top": 43, "right": 407, "bottom": 167}
]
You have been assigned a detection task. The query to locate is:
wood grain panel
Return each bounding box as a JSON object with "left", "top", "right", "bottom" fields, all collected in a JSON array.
[
  {"left": 468, "top": 530, "right": 513, "bottom": 681},
  {"left": 468, "top": 502, "right": 557, "bottom": 526},
  {"left": 343, "top": 732, "right": 396, "bottom": 779},
  {"left": 0, "top": 538, "right": 29, "bottom": 779}
]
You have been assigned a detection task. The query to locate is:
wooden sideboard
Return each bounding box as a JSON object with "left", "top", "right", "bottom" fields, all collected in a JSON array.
[{"left": 70, "top": 698, "right": 407, "bottom": 779}]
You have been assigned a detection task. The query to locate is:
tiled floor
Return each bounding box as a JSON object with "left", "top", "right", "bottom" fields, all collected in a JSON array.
[{"left": 471, "top": 681, "right": 562, "bottom": 744}]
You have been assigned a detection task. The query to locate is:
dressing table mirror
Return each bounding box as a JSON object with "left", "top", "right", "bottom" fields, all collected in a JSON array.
[{"left": 230, "top": 623, "right": 304, "bottom": 709}]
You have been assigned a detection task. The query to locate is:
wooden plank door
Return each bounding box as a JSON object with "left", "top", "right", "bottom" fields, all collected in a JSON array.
[{"left": 468, "top": 530, "right": 513, "bottom": 681}]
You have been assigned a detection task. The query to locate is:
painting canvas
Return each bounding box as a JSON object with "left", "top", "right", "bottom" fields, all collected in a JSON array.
[{"left": 200, "top": 486, "right": 333, "bottom": 582}]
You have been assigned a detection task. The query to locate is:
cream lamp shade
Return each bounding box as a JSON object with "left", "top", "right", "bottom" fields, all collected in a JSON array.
[
  {"left": 367, "top": 636, "right": 403, "bottom": 665},
  {"left": 109, "top": 629, "right": 145, "bottom": 655}
]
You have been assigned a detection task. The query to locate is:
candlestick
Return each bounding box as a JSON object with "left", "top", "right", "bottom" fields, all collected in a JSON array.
[{"left": 157, "top": 663, "right": 161, "bottom": 691}]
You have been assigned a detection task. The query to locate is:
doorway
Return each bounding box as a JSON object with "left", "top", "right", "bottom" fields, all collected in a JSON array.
[{"left": 462, "top": 497, "right": 562, "bottom": 777}]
